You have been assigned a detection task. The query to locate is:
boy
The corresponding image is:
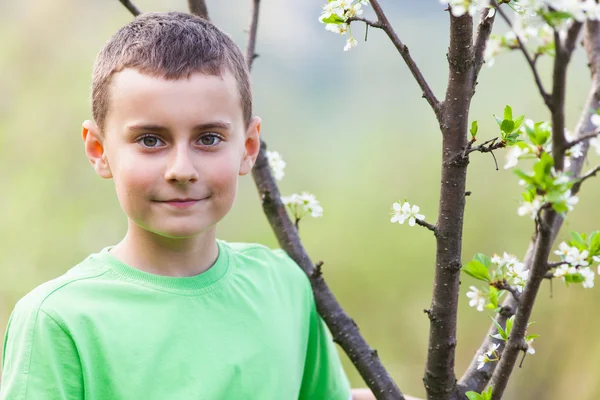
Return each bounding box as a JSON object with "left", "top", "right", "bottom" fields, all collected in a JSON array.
[{"left": 0, "top": 11, "right": 374, "bottom": 400}]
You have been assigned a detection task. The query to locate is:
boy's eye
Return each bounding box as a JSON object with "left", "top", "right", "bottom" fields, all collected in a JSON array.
[
  {"left": 138, "top": 135, "right": 164, "bottom": 148},
  {"left": 199, "top": 134, "right": 222, "bottom": 146}
]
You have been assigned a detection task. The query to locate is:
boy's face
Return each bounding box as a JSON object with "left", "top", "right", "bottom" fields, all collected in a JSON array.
[{"left": 82, "top": 68, "right": 260, "bottom": 239}]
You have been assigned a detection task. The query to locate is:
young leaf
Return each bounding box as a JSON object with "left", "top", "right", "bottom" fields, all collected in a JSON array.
[
  {"left": 505, "top": 315, "right": 515, "bottom": 336},
  {"left": 565, "top": 273, "right": 585, "bottom": 284},
  {"left": 470, "top": 121, "right": 478, "bottom": 138},
  {"left": 569, "top": 231, "right": 588, "bottom": 251},
  {"left": 474, "top": 253, "right": 492, "bottom": 268},
  {"left": 483, "top": 386, "right": 493, "bottom": 400},
  {"left": 490, "top": 316, "right": 508, "bottom": 341},
  {"left": 463, "top": 259, "right": 491, "bottom": 282},
  {"left": 501, "top": 119, "right": 515, "bottom": 134},
  {"left": 525, "top": 334, "right": 540, "bottom": 341},
  {"left": 466, "top": 392, "right": 484, "bottom": 400},
  {"left": 504, "top": 105, "right": 513, "bottom": 121},
  {"left": 589, "top": 231, "right": 600, "bottom": 256}
]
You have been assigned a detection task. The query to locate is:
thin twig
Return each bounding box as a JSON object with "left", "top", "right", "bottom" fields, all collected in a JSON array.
[
  {"left": 572, "top": 164, "right": 600, "bottom": 193},
  {"left": 368, "top": 0, "right": 442, "bottom": 123},
  {"left": 492, "top": 281, "right": 521, "bottom": 303},
  {"left": 415, "top": 219, "right": 438, "bottom": 234},
  {"left": 187, "top": 0, "right": 210, "bottom": 20},
  {"left": 565, "top": 129, "right": 600, "bottom": 149},
  {"left": 244, "top": 2, "right": 404, "bottom": 398},
  {"left": 245, "top": 0, "right": 261, "bottom": 69},
  {"left": 346, "top": 16, "right": 383, "bottom": 29},
  {"left": 495, "top": 3, "right": 552, "bottom": 109},
  {"left": 118, "top": 0, "right": 141, "bottom": 16}
]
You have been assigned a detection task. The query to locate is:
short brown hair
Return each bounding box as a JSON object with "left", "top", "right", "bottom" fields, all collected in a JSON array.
[{"left": 91, "top": 11, "right": 251, "bottom": 131}]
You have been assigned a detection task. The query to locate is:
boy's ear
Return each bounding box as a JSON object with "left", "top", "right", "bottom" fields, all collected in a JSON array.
[
  {"left": 239, "top": 117, "right": 261, "bottom": 176},
  {"left": 82, "top": 120, "right": 112, "bottom": 179}
]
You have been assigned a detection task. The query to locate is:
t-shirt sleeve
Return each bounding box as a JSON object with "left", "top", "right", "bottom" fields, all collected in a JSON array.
[
  {"left": 1, "top": 303, "right": 84, "bottom": 400},
  {"left": 298, "top": 289, "right": 352, "bottom": 400}
]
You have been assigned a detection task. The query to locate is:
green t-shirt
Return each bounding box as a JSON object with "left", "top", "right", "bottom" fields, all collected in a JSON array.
[{"left": 0, "top": 240, "right": 351, "bottom": 399}]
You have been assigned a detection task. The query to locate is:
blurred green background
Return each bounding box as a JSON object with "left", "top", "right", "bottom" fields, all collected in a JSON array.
[{"left": 1, "top": 1, "right": 600, "bottom": 398}]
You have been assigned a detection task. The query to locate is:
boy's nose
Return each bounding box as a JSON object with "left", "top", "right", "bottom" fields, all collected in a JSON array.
[{"left": 164, "top": 148, "right": 199, "bottom": 184}]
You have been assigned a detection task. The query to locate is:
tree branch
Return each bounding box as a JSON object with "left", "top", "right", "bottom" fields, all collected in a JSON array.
[
  {"left": 495, "top": 3, "right": 552, "bottom": 109},
  {"left": 244, "top": 3, "right": 404, "bottom": 399},
  {"left": 118, "top": 0, "right": 141, "bottom": 16},
  {"left": 347, "top": 16, "right": 383, "bottom": 29},
  {"left": 415, "top": 219, "right": 438, "bottom": 234},
  {"left": 245, "top": 0, "right": 261, "bottom": 68},
  {"left": 368, "top": 0, "right": 442, "bottom": 123},
  {"left": 459, "top": 18, "right": 600, "bottom": 398},
  {"left": 565, "top": 129, "right": 600, "bottom": 149},
  {"left": 472, "top": 7, "right": 496, "bottom": 82},
  {"left": 187, "top": 0, "right": 210, "bottom": 20},
  {"left": 572, "top": 164, "right": 600, "bottom": 193},
  {"left": 423, "top": 10, "right": 476, "bottom": 400}
]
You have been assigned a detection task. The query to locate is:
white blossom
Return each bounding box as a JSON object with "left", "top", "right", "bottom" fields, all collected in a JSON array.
[
  {"left": 484, "top": 37, "right": 502, "bottom": 67},
  {"left": 266, "top": 151, "right": 286, "bottom": 181},
  {"left": 466, "top": 286, "right": 486, "bottom": 312},
  {"left": 589, "top": 136, "right": 600, "bottom": 156},
  {"left": 492, "top": 252, "right": 519, "bottom": 268},
  {"left": 504, "top": 146, "right": 530, "bottom": 169},
  {"left": 566, "top": 247, "right": 589, "bottom": 266},
  {"left": 554, "top": 242, "right": 589, "bottom": 266},
  {"left": 553, "top": 264, "right": 576, "bottom": 279},
  {"left": 560, "top": 190, "right": 579, "bottom": 212},
  {"left": 485, "top": 343, "right": 500, "bottom": 357},
  {"left": 476, "top": 354, "right": 487, "bottom": 370},
  {"left": 282, "top": 192, "right": 323, "bottom": 219},
  {"left": 526, "top": 338, "right": 536, "bottom": 355},
  {"left": 508, "top": 262, "right": 529, "bottom": 292},
  {"left": 319, "top": 0, "right": 370, "bottom": 50},
  {"left": 325, "top": 23, "right": 348, "bottom": 34},
  {"left": 594, "top": 255, "right": 600, "bottom": 263},
  {"left": 390, "top": 201, "right": 425, "bottom": 227},
  {"left": 517, "top": 196, "right": 543, "bottom": 219},
  {"left": 344, "top": 36, "right": 358, "bottom": 51},
  {"left": 591, "top": 113, "right": 600, "bottom": 127},
  {"left": 580, "top": 267, "right": 595, "bottom": 288}
]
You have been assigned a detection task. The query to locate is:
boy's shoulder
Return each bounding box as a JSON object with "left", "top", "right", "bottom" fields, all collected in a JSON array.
[
  {"left": 11, "top": 254, "right": 110, "bottom": 320},
  {"left": 223, "top": 240, "right": 309, "bottom": 284}
]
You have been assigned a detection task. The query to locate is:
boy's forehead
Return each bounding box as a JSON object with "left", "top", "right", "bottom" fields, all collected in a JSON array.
[{"left": 106, "top": 68, "right": 244, "bottom": 128}]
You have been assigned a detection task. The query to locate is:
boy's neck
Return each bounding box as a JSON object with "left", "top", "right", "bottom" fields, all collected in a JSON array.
[{"left": 109, "top": 222, "right": 219, "bottom": 277}]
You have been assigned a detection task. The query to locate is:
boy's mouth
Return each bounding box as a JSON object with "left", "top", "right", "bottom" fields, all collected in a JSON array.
[{"left": 154, "top": 197, "right": 209, "bottom": 209}]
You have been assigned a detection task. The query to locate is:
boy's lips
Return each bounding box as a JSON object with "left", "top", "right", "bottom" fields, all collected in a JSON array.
[{"left": 154, "top": 197, "right": 210, "bottom": 209}]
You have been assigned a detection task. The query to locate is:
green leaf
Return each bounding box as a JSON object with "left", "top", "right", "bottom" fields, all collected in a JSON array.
[
  {"left": 490, "top": 316, "right": 507, "bottom": 341},
  {"left": 470, "top": 121, "right": 478, "bottom": 138},
  {"left": 525, "top": 334, "right": 540, "bottom": 341},
  {"left": 463, "top": 259, "right": 491, "bottom": 282},
  {"left": 569, "top": 231, "right": 588, "bottom": 250},
  {"left": 504, "top": 105, "right": 513, "bottom": 121},
  {"left": 565, "top": 273, "right": 585, "bottom": 284},
  {"left": 505, "top": 315, "right": 515, "bottom": 336},
  {"left": 513, "top": 115, "right": 525, "bottom": 131},
  {"left": 483, "top": 386, "right": 493, "bottom": 400},
  {"left": 532, "top": 152, "right": 554, "bottom": 187},
  {"left": 494, "top": 114, "right": 503, "bottom": 126},
  {"left": 543, "top": 10, "right": 575, "bottom": 26},
  {"left": 589, "top": 231, "right": 600, "bottom": 256},
  {"left": 466, "top": 392, "right": 484, "bottom": 400},
  {"left": 474, "top": 253, "right": 492, "bottom": 268},
  {"left": 501, "top": 120, "right": 515, "bottom": 134},
  {"left": 552, "top": 202, "right": 569, "bottom": 214},
  {"left": 488, "top": 287, "right": 500, "bottom": 308},
  {"left": 320, "top": 14, "right": 346, "bottom": 24}
]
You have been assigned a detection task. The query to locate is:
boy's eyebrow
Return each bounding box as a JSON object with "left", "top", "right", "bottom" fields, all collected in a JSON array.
[{"left": 126, "top": 121, "right": 232, "bottom": 132}]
